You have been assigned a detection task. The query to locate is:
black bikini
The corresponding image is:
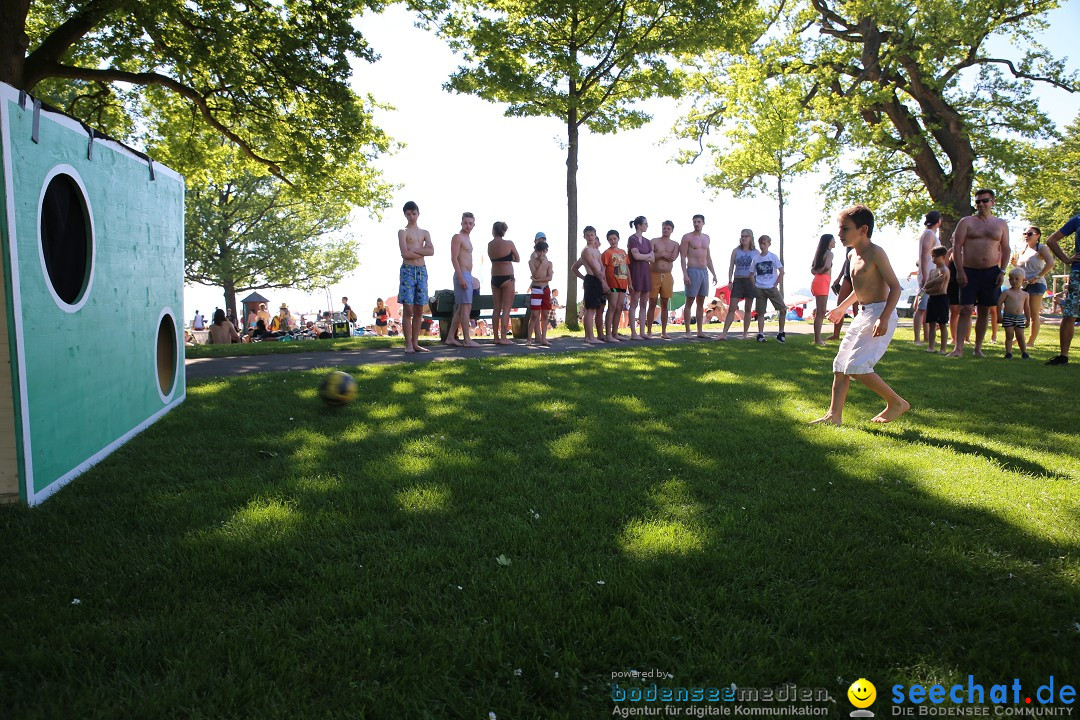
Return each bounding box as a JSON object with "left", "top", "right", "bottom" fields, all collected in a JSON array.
[{"left": 492, "top": 249, "right": 515, "bottom": 288}]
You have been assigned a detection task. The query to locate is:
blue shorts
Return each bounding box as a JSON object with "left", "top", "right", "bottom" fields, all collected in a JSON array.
[
  {"left": 398, "top": 264, "right": 428, "bottom": 306},
  {"left": 917, "top": 291, "right": 930, "bottom": 311},
  {"left": 686, "top": 267, "right": 709, "bottom": 297},
  {"left": 453, "top": 270, "right": 475, "bottom": 305},
  {"left": 1024, "top": 282, "right": 1047, "bottom": 295}
]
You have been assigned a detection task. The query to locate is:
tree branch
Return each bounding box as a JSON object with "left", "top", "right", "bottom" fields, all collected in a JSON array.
[{"left": 38, "top": 62, "right": 288, "bottom": 180}]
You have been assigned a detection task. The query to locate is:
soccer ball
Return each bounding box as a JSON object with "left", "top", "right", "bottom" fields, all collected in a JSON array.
[{"left": 319, "top": 370, "right": 357, "bottom": 406}]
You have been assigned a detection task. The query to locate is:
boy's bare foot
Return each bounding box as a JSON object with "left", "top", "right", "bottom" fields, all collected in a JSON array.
[
  {"left": 661, "top": 333, "right": 671, "bottom": 339},
  {"left": 717, "top": 334, "right": 728, "bottom": 341},
  {"left": 539, "top": 341, "right": 552, "bottom": 347},
  {"left": 414, "top": 344, "right": 430, "bottom": 353},
  {"left": 444, "top": 339, "right": 462, "bottom": 347},
  {"left": 463, "top": 340, "right": 481, "bottom": 348},
  {"left": 973, "top": 349, "right": 986, "bottom": 358},
  {"left": 809, "top": 413, "right": 842, "bottom": 426},
  {"left": 697, "top": 332, "right": 708, "bottom": 338},
  {"left": 584, "top": 338, "right": 603, "bottom": 345},
  {"left": 405, "top": 347, "right": 415, "bottom": 354},
  {"left": 947, "top": 348, "right": 963, "bottom": 357},
  {"left": 871, "top": 399, "right": 910, "bottom": 423},
  {"left": 939, "top": 348, "right": 948, "bottom": 355},
  {"left": 925, "top": 346, "right": 937, "bottom": 353},
  {"left": 816, "top": 340, "right": 828, "bottom": 347}
]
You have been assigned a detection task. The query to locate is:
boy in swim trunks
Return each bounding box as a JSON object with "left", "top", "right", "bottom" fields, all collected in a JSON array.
[
  {"left": 997, "top": 268, "right": 1031, "bottom": 359},
  {"left": 922, "top": 246, "right": 951, "bottom": 354},
  {"left": 528, "top": 241, "right": 554, "bottom": 346},
  {"left": 648, "top": 220, "right": 680, "bottom": 339},
  {"left": 398, "top": 201, "right": 434, "bottom": 354},
  {"left": 811, "top": 204, "right": 909, "bottom": 426},
  {"left": 571, "top": 226, "right": 609, "bottom": 344},
  {"left": 602, "top": 230, "right": 630, "bottom": 341}
]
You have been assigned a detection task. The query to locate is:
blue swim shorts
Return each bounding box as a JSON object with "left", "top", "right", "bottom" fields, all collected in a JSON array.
[{"left": 399, "top": 264, "right": 429, "bottom": 306}]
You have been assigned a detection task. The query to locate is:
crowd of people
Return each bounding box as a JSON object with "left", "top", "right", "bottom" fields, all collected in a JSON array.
[{"left": 390, "top": 197, "right": 1079, "bottom": 422}]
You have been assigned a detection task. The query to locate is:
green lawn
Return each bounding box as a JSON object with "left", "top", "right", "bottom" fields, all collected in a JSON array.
[{"left": 3, "top": 332, "right": 1078, "bottom": 718}]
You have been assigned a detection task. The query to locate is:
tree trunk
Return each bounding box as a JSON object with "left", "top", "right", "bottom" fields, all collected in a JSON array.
[
  {"left": 222, "top": 277, "right": 238, "bottom": 327},
  {"left": 777, "top": 175, "right": 785, "bottom": 297},
  {"left": 564, "top": 108, "right": 580, "bottom": 330},
  {"left": 0, "top": 0, "right": 30, "bottom": 87}
]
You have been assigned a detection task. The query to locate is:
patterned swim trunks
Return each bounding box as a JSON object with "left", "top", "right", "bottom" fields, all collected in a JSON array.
[
  {"left": 399, "top": 264, "right": 429, "bottom": 307},
  {"left": 1001, "top": 312, "right": 1028, "bottom": 329},
  {"left": 1062, "top": 265, "right": 1080, "bottom": 319}
]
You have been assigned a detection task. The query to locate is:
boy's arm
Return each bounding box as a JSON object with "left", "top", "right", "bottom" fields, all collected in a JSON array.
[
  {"left": 1045, "top": 227, "right": 1080, "bottom": 265},
  {"left": 874, "top": 248, "right": 903, "bottom": 337},
  {"left": 571, "top": 255, "right": 586, "bottom": 281},
  {"left": 450, "top": 235, "right": 466, "bottom": 288},
  {"left": 541, "top": 260, "right": 554, "bottom": 284},
  {"left": 419, "top": 230, "right": 434, "bottom": 257},
  {"left": 398, "top": 230, "right": 420, "bottom": 260}
]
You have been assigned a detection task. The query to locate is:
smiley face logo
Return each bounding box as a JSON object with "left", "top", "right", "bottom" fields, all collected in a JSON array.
[{"left": 848, "top": 679, "right": 876, "bottom": 708}]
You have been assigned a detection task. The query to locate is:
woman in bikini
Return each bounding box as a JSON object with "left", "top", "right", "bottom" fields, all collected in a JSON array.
[{"left": 488, "top": 221, "right": 520, "bottom": 345}]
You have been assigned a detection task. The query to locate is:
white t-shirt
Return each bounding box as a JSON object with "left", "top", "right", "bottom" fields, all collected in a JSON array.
[
  {"left": 192, "top": 313, "right": 205, "bottom": 330},
  {"left": 753, "top": 252, "right": 783, "bottom": 289}
]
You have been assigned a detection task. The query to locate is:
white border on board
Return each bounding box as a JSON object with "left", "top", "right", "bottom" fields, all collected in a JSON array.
[
  {"left": 36, "top": 164, "right": 96, "bottom": 313},
  {"left": 154, "top": 306, "right": 180, "bottom": 404},
  {"left": 1, "top": 82, "right": 33, "bottom": 504},
  {"left": 29, "top": 395, "right": 185, "bottom": 506}
]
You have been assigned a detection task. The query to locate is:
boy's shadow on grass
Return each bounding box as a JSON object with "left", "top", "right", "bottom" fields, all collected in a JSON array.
[{"left": 867, "top": 425, "right": 1063, "bottom": 480}]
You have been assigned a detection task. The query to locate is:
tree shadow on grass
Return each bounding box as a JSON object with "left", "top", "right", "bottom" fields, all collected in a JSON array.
[{"left": 3, "top": 343, "right": 1079, "bottom": 719}]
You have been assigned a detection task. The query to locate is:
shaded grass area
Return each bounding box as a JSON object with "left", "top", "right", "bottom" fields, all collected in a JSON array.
[{"left": 3, "top": 337, "right": 1078, "bottom": 718}]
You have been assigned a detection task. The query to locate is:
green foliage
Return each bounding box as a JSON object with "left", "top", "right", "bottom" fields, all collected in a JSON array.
[
  {"left": 144, "top": 91, "right": 393, "bottom": 307},
  {"left": 1017, "top": 112, "right": 1080, "bottom": 253},
  {"left": 432, "top": 0, "right": 759, "bottom": 133},
  {"left": 683, "top": 0, "right": 1077, "bottom": 237},
  {"left": 18, "top": 0, "right": 393, "bottom": 185}
]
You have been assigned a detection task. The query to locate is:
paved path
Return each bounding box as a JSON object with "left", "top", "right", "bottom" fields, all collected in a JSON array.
[{"left": 185, "top": 323, "right": 839, "bottom": 379}]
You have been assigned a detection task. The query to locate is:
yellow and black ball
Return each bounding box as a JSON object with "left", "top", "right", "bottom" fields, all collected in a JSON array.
[{"left": 319, "top": 370, "right": 357, "bottom": 406}]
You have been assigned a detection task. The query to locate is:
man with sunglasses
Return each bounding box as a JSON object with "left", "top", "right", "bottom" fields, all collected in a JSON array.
[{"left": 948, "top": 189, "right": 1010, "bottom": 358}]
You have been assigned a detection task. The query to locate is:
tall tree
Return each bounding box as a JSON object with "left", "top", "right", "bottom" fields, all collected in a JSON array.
[
  {"left": 688, "top": 0, "right": 1076, "bottom": 245},
  {"left": 146, "top": 92, "right": 392, "bottom": 319},
  {"left": 421, "top": 0, "right": 759, "bottom": 325},
  {"left": 1016, "top": 112, "right": 1080, "bottom": 255},
  {"left": 9, "top": 0, "right": 392, "bottom": 185},
  {"left": 676, "top": 54, "right": 830, "bottom": 292}
]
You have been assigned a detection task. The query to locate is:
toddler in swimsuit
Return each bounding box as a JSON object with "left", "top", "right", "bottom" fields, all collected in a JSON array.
[{"left": 997, "top": 268, "right": 1031, "bottom": 359}]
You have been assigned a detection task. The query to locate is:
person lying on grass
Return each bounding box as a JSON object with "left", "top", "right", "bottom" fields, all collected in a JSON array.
[{"left": 811, "top": 204, "right": 910, "bottom": 426}]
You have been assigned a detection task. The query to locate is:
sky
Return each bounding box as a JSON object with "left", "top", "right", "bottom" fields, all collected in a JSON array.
[{"left": 182, "top": 3, "right": 1080, "bottom": 323}]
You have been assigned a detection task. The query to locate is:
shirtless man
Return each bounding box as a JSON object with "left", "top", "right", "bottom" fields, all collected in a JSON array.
[
  {"left": 571, "top": 225, "right": 609, "bottom": 344},
  {"left": 679, "top": 214, "right": 718, "bottom": 338},
  {"left": 913, "top": 210, "right": 942, "bottom": 344},
  {"left": 811, "top": 204, "right": 908, "bottom": 426},
  {"left": 447, "top": 211, "right": 480, "bottom": 347},
  {"left": 647, "top": 220, "right": 680, "bottom": 339},
  {"left": 397, "top": 200, "right": 435, "bottom": 354},
  {"left": 949, "top": 189, "right": 1010, "bottom": 358}
]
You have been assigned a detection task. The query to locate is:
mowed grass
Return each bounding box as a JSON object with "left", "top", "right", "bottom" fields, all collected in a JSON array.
[{"left": 2, "top": 333, "right": 1078, "bottom": 719}]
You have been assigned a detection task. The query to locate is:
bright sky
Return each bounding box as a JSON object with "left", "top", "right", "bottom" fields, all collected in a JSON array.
[{"left": 182, "top": 3, "right": 1080, "bottom": 322}]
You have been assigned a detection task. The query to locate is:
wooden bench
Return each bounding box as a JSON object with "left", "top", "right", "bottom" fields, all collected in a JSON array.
[{"left": 428, "top": 289, "right": 533, "bottom": 342}]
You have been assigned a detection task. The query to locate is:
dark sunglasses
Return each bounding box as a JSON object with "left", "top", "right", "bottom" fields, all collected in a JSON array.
[{"left": 975, "top": 198, "right": 992, "bottom": 204}]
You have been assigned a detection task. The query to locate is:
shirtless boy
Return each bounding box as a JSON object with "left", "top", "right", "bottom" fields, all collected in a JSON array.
[
  {"left": 922, "top": 246, "right": 951, "bottom": 353},
  {"left": 913, "top": 210, "right": 942, "bottom": 344},
  {"left": 997, "top": 269, "right": 1031, "bottom": 359},
  {"left": 397, "top": 200, "right": 435, "bottom": 354},
  {"left": 811, "top": 204, "right": 909, "bottom": 426},
  {"left": 447, "top": 211, "right": 480, "bottom": 348},
  {"left": 571, "top": 225, "right": 609, "bottom": 344},
  {"left": 528, "top": 241, "right": 554, "bottom": 346},
  {"left": 647, "top": 220, "right": 680, "bottom": 339},
  {"left": 680, "top": 214, "right": 718, "bottom": 338},
  {"left": 949, "top": 189, "right": 1010, "bottom": 357}
]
